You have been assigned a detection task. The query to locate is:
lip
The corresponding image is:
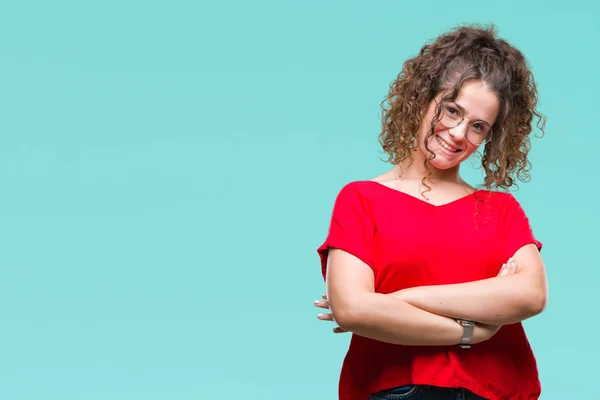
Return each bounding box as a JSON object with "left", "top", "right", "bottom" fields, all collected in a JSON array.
[{"left": 435, "top": 135, "right": 463, "bottom": 156}]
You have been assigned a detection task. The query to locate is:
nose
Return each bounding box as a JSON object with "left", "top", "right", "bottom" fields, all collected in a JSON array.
[{"left": 448, "top": 120, "right": 468, "bottom": 142}]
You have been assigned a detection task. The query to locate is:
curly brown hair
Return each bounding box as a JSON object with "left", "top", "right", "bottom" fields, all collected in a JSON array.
[{"left": 379, "top": 24, "right": 546, "bottom": 191}]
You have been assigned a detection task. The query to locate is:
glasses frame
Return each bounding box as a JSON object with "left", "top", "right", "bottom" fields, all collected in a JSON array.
[{"left": 433, "top": 98, "right": 493, "bottom": 146}]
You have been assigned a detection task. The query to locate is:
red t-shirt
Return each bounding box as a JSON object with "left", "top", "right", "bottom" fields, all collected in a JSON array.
[{"left": 317, "top": 181, "right": 543, "bottom": 400}]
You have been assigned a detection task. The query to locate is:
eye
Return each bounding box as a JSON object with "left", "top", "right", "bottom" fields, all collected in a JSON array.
[
  {"left": 471, "top": 122, "right": 487, "bottom": 134},
  {"left": 444, "top": 105, "right": 460, "bottom": 117}
]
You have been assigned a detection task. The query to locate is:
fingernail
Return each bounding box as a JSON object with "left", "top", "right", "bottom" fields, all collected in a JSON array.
[
  {"left": 314, "top": 300, "right": 319, "bottom": 304},
  {"left": 318, "top": 314, "right": 324, "bottom": 318}
]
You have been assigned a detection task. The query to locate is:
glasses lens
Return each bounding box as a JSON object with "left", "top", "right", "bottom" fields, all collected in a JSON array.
[
  {"left": 441, "top": 103, "right": 463, "bottom": 128},
  {"left": 467, "top": 122, "right": 491, "bottom": 145},
  {"left": 438, "top": 101, "right": 492, "bottom": 145}
]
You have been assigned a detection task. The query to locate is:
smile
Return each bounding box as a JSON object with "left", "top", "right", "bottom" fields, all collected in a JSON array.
[{"left": 436, "top": 135, "right": 462, "bottom": 153}]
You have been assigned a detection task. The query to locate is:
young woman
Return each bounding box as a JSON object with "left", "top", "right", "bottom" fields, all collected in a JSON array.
[{"left": 314, "top": 25, "right": 548, "bottom": 400}]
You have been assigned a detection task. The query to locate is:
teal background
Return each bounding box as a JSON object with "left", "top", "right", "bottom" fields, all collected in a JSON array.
[{"left": 0, "top": 0, "right": 596, "bottom": 398}]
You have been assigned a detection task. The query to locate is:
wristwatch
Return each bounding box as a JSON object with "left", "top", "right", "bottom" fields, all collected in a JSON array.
[{"left": 456, "top": 319, "right": 475, "bottom": 348}]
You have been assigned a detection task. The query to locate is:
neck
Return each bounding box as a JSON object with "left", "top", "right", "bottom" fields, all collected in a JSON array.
[{"left": 396, "top": 154, "right": 463, "bottom": 184}]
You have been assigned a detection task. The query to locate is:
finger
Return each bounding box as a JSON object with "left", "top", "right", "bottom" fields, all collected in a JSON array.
[
  {"left": 497, "top": 259, "right": 518, "bottom": 277},
  {"left": 500, "top": 258, "right": 516, "bottom": 275},
  {"left": 333, "top": 327, "right": 347, "bottom": 333},
  {"left": 322, "top": 294, "right": 328, "bottom": 300},
  {"left": 317, "top": 313, "right": 334, "bottom": 321},
  {"left": 507, "top": 258, "right": 518, "bottom": 273},
  {"left": 314, "top": 300, "right": 330, "bottom": 309}
]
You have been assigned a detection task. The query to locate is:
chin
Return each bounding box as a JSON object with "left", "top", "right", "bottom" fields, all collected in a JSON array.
[{"left": 428, "top": 155, "right": 461, "bottom": 170}]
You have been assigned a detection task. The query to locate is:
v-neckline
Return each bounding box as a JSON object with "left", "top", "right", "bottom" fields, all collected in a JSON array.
[{"left": 363, "top": 180, "right": 481, "bottom": 208}]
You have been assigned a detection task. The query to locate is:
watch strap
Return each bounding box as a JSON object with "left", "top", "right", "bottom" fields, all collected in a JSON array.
[{"left": 457, "top": 319, "right": 475, "bottom": 348}]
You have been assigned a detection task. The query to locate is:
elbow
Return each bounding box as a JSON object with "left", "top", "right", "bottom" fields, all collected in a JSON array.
[
  {"left": 516, "top": 273, "right": 548, "bottom": 317},
  {"left": 330, "top": 303, "right": 364, "bottom": 331},
  {"left": 526, "top": 291, "right": 548, "bottom": 316}
]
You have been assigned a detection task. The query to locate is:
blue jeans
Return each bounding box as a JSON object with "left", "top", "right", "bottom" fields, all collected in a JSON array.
[{"left": 368, "top": 385, "right": 488, "bottom": 400}]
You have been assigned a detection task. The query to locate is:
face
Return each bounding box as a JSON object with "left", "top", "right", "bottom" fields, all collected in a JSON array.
[{"left": 418, "top": 80, "right": 500, "bottom": 171}]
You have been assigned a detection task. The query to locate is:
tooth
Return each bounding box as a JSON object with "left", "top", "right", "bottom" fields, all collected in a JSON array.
[{"left": 437, "top": 136, "right": 457, "bottom": 152}]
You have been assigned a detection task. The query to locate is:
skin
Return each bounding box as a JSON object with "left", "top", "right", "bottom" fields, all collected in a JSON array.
[
  {"left": 373, "top": 80, "right": 500, "bottom": 206},
  {"left": 315, "top": 80, "right": 548, "bottom": 344},
  {"left": 316, "top": 258, "right": 519, "bottom": 333}
]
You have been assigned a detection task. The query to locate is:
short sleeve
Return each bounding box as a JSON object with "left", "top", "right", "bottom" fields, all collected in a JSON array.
[
  {"left": 316, "top": 182, "right": 376, "bottom": 280},
  {"left": 502, "top": 194, "right": 542, "bottom": 259}
]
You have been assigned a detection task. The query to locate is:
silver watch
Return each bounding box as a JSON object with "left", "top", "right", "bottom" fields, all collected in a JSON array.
[{"left": 456, "top": 319, "right": 475, "bottom": 348}]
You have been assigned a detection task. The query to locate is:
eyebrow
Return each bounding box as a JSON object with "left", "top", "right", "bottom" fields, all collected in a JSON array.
[{"left": 451, "top": 102, "right": 492, "bottom": 125}]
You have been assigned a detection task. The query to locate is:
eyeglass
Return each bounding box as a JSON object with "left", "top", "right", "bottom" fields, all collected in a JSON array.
[{"left": 433, "top": 99, "right": 493, "bottom": 145}]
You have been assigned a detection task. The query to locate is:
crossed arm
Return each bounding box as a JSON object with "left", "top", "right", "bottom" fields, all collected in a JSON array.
[
  {"left": 391, "top": 244, "right": 548, "bottom": 325},
  {"left": 319, "top": 244, "right": 548, "bottom": 346}
]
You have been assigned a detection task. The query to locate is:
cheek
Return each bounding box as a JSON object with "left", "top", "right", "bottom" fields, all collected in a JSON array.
[
  {"left": 422, "top": 123, "right": 447, "bottom": 147},
  {"left": 420, "top": 122, "right": 446, "bottom": 142},
  {"left": 464, "top": 141, "right": 481, "bottom": 155},
  {"left": 432, "top": 122, "right": 447, "bottom": 135}
]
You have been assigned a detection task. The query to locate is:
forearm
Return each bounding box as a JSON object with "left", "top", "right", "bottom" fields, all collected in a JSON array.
[
  {"left": 393, "top": 275, "right": 547, "bottom": 325},
  {"left": 332, "top": 292, "right": 466, "bottom": 346}
]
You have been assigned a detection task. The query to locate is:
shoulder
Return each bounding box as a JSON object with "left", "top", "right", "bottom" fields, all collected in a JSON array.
[
  {"left": 338, "top": 180, "right": 375, "bottom": 194},
  {"left": 327, "top": 180, "right": 390, "bottom": 215},
  {"left": 335, "top": 167, "right": 400, "bottom": 197},
  {"left": 478, "top": 190, "right": 517, "bottom": 205},
  {"left": 333, "top": 180, "right": 390, "bottom": 203},
  {"left": 478, "top": 190, "right": 528, "bottom": 216},
  {"left": 331, "top": 180, "right": 374, "bottom": 205}
]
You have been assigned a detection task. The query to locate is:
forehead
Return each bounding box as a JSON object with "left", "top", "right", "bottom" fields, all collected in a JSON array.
[{"left": 451, "top": 81, "right": 500, "bottom": 123}]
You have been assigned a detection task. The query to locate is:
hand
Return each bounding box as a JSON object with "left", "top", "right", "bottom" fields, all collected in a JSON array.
[
  {"left": 497, "top": 257, "right": 518, "bottom": 276},
  {"left": 314, "top": 294, "right": 347, "bottom": 334},
  {"left": 316, "top": 256, "right": 518, "bottom": 339}
]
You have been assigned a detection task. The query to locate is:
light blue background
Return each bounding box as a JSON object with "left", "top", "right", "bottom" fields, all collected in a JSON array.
[{"left": 0, "top": 0, "right": 596, "bottom": 399}]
